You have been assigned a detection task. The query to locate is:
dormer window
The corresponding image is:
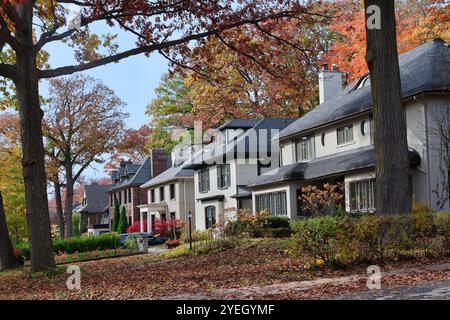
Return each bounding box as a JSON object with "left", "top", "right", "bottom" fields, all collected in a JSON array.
[{"left": 295, "top": 136, "right": 314, "bottom": 162}]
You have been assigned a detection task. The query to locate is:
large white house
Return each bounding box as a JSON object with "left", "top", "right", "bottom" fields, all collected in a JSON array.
[
  {"left": 185, "top": 118, "right": 295, "bottom": 230},
  {"left": 248, "top": 39, "right": 450, "bottom": 217},
  {"left": 138, "top": 157, "right": 195, "bottom": 233}
]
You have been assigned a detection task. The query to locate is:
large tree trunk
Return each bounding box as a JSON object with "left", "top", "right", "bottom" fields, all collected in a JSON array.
[
  {"left": 0, "top": 191, "right": 20, "bottom": 271},
  {"left": 64, "top": 165, "right": 74, "bottom": 238},
  {"left": 14, "top": 6, "right": 55, "bottom": 272},
  {"left": 364, "top": 0, "right": 411, "bottom": 215},
  {"left": 54, "top": 181, "right": 65, "bottom": 239}
]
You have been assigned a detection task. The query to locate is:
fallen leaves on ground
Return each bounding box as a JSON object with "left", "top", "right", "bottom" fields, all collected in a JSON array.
[{"left": 1, "top": 239, "right": 450, "bottom": 300}]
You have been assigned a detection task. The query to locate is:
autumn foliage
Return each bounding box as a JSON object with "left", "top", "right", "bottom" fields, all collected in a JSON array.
[{"left": 323, "top": 0, "right": 450, "bottom": 82}]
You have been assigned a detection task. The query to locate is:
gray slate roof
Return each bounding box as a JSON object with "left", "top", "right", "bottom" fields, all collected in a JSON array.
[
  {"left": 278, "top": 39, "right": 450, "bottom": 141},
  {"left": 248, "top": 146, "right": 421, "bottom": 188},
  {"left": 77, "top": 184, "right": 111, "bottom": 214},
  {"left": 231, "top": 186, "right": 252, "bottom": 199},
  {"left": 140, "top": 162, "right": 194, "bottom": 189},
  {"left": 107, "top": 158, "right": 152, "bottom": 192},
  {"left": 217, "top": 119, "right": 260, "bottom": 131},
  {"left": 185, "top": 118, "right": 296, "bottom": 170}
]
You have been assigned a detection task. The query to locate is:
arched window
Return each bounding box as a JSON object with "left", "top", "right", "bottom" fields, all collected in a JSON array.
[{"left": 205, "top": 206, "right": 216, "bottom": 229}]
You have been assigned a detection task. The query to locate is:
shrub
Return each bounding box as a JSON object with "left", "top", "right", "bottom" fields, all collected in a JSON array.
[
  {"left": 258, "top": 216, "right": 290, "bottom": 229},
  {"left": 124, "top": 237, "right": 138, "bottom": 251},
  {"left": 112, "top": 199, "right": 120, "bottom": 232},
  {"left": 127, "top": 219, "right": 147, "bottom": 233},
  {"left": 291, "top": 211, "right": 450, "bottom": 267},
  {"left": 53, "top": 233, "right": 121, "bottom": 254},
  {"left": 263, "top": 227, "right": 292, "bottom": 238},
  {"left": 194, "top": 239, "right": 236, "bottom": 255},
  {"left": 153, "top": 219, "right": 183, "bottom": 239},
  {"left": 14, "top": 249, "right": 25, "bottom": 266},
  {"left": 117, "top": 206, "right": 128, "bottom": 234},
  {"left": 165, "top": 240, "right": 181, "bottom": 249},
  {"left": 72, "top": 213, "right": 81, "bottom": 237},
  {"left": 16, "top": 242, "right": 30, "bottom": 260}
]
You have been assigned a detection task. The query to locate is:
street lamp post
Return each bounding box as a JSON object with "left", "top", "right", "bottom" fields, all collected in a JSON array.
[{"left": 188, "top": 211, "right": 193, "bottom": 251}]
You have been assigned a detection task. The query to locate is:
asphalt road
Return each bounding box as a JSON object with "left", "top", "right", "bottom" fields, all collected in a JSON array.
[{"left": 335, "top": 279, "right": 450, "bottom": 300}]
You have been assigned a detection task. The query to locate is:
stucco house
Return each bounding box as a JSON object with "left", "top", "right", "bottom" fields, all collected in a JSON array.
[
  {"left": 248, "top": 39, "right": 450, "bottom": 218},
  {"left": 107, "top": 149, "right": 170, "bottom": 228},
  {"left": 138, "top": 158, "right": 195, "bottom": 234},
  {"left": 185, "top": 118, "right": 295, "bottom": 230}
]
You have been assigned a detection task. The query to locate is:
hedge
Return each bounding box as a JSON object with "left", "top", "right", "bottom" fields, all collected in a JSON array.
[
  {"left": 291, "top": 211, "right": 450, "bottom": 267},
  {"left": 17, "top": 233, "right": 121, "bottom": 260}
]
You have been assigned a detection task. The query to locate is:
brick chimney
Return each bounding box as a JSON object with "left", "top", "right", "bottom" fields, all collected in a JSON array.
[
  {"left": 150, "top": 148, "right": 170, "bottom": 178},
  {"left": 319, "top": 64, "right": 344, "bottom": 104}
]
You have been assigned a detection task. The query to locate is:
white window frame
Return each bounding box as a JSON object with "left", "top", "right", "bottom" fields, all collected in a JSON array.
[
  {"left": 295, "top": 136, "right": 314, "bottom": 162},
  {"left": 337, "top": 125, "right": 354, "bottom": 145}
]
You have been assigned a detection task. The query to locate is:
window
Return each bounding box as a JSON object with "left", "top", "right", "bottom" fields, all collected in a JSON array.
[
  {"left": 150, "top": 189, "right": 155, "bottom": 203},
  {"left": 118, "top": 192, "right": 122, "bottom": 204},
  {"left": 169, "top": 184, "right": 176, "bottom": 200},
  {"left": 170, "top": 212, "right": 176, "bottom": 220},
  {"left": 124, "top": 189, "right": 127, "bottom": 204},
  {"left": 217, "top": 164, "right": 231, "bottom": 189},
  {"left": 295, "top": 136, "right": 314, "bottom": 162},
  {"left": 205, "top": 206, "right": 216, "bottom": 229},
  {"left": 128, "top": 189, "right": 132, "bottom": 204},
  {"left": 349, "top": 179, "right": 376, "bottom": 212},
  {"left": 159, "top": 186, "right": 165, "bottom": 202},
  {"left": 255, "top": 191, "right": 287, "bottom": 216},
  {"left": 321, "top": 132, "right": 326, "bottom": 146},
  {"left": 199, "top": 168, "right": 210, "bottom": 193},
  {"left": 337, "top": 125, "right": 353, "bottom": 145},
  {"left": 160, "top": 213, "right": 166, "bottom": 221}
]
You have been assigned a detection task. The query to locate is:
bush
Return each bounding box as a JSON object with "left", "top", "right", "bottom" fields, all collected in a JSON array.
[
  {"left": 52, "top": 233, "right": 121, "bottom": 255},
  {"left": 165, "top": 240, "right": 181, "bottom": 249},
  {"left": 263, "top": 227, "right": 292, "bottom": 238},
  {"left": 291, "top": 210, "right": 450, "bottom": 267},
  {"left": 72, "top": 213, "right": 81, "bottom": 237},
  {"left": 16, "top": 242, "right": 30, "bottom": 260},
  {"left": 16, "top": 233, "right": 122, "bottom": 260},
  {"left": 194, "top": 239, "right": 236, "bottom": 255},
  {"left": 258, "top": 216, "right": 290, "bottom": 229},
  {"left": 112, "top": 199, "right": 120, "bottom": 232},
  {"left": 127, "top": 219, "right": 148, "bottom": 233},
  {"left": 118, "top": 206, "right": 128, "bottom": 234},
  {"left": 153, "top": 219, "right": 183, "bottom": 239}
]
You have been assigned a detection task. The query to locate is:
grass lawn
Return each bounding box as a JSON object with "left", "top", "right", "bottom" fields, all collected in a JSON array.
[{"left": 2, "top": 238, "right": 450, "bottom": 300}]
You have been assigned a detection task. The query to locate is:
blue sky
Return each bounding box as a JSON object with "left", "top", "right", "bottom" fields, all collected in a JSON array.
[{"left": 41, "top": 22, "right": 169, "bottom": 181}]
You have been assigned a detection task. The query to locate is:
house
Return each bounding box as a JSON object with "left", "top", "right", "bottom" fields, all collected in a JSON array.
[
  {"left": 185, "top": 118, "right": 295, "bottom": 230},
  {"left": 107, "top": 149, "right": 170, "bottom": 228},
  {"left": 75, "top": 184, "right": 111, "bottom": 236},
  {"left": 248, "top": 39, "right": 450, "bottom": 217},
  {"left": 138, "top": 155, "right": 195, "bottom": 234}
]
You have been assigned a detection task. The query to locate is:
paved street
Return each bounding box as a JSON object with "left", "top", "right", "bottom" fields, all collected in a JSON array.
[{"left": 335, "top": 279, "right": 450, "bottom": 300}]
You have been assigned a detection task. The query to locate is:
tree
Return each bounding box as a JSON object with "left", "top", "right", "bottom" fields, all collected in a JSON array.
[
  {"left": 364, "top": 0, "right": 411, "bottom": 214},
  {"left": 112, "top": 199, "right": 120, "bottom": 233},
  {"left": 325, "top": 0, "right": 449, "bottom": 82},
  {"left": 43, "top": 74, "right": 126, "bottom": 238},
  {"left": 0, "top": 0, "right": 315, "bottom": 271},
  {"left": 146, "top": 72, "right": 193, "bottom": 151},
  {"left": 105, "top": 125, "right": 152, "bottom": 171},
  {"left": 0, "top": 191, "right": 20, "bottom": 271},
  {"left": 0, "top": 113, "right": 27, "bottom": 245},
  {"left": 118, "top": 206, "right": 128, "bottom": 234},
  {"left": 183, "top": 19, "right": 330, "bottom": 128}
]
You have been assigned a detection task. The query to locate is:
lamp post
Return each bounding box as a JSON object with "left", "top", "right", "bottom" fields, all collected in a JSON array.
[{"left": 188, "top": 210, "right": 193, "bottom": 251}]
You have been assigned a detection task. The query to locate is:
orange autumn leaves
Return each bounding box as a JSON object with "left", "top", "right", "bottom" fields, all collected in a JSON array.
[{"left": 323, "top": 0, "right": 450, "bottom": 83}]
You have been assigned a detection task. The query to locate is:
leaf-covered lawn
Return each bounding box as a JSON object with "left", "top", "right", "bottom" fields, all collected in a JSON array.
[{"left": 2, "top": 238, "right": 450, "bottom": 300}]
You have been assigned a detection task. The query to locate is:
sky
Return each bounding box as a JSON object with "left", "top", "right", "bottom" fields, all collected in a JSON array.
[{"left": 41, "top": 21, "right": 169, "bottom": 181}]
